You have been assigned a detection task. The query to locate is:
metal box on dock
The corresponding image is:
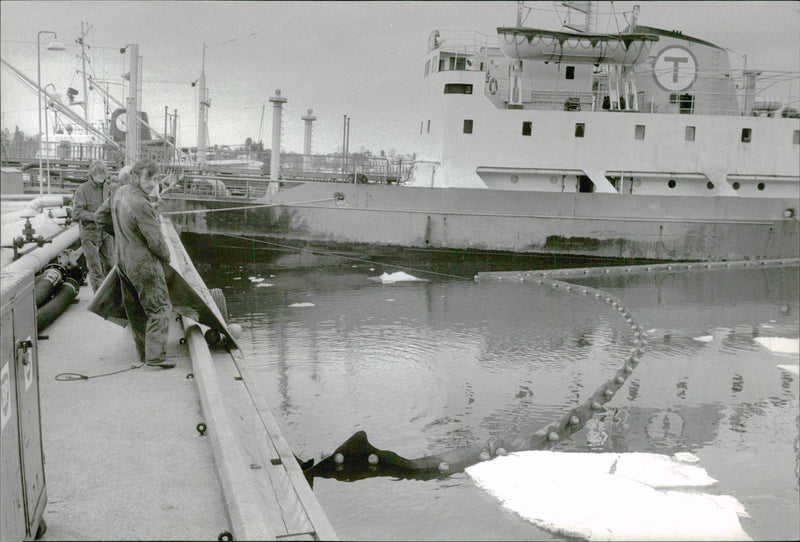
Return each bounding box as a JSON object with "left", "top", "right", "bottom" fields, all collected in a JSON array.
[
  {"left": 1, "top": 269, "right": 47, "bottom": 541},
  {"left": 1, "top": 167, "right": 25, "bottom": 195}
]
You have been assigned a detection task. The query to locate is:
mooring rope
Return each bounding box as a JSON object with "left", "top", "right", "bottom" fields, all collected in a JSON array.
[{"left": 159, "top": 197, "right": 336, "bottom": 216}]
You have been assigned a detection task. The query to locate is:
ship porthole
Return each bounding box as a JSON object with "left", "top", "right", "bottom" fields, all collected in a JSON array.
[
  {"left": 634, "top": 179, "right": 641, "bottom": 187},
  {"left": 706, "top": 181, "right": 714, "bottom": 190},
  {"left": 510, "top": 175, "right": 519, "bottom": 184},
  {"left": 549, "top": 175, "right": 559, "bottom": 185},
  {"left": 784, "top": 208, "right": 795, "bottom": 219},
  {"left": 757, "top": 182, "right": 765, "bottom": 191},
  {"left": 668, "top": 179, "right": 677, "bottom": 189},
  {"left": 732, "top": 182, "right": 741, "bottom": 190}
]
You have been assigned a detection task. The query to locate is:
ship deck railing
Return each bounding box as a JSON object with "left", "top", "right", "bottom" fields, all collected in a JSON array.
[{"left": 485, "top": 70, "right": 800, "bottom": 115}]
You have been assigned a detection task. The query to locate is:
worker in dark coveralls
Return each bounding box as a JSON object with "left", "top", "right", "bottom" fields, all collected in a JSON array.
[
  {"left": 73, "top": 160, "right": 114, "bottom": 292},
  {"left": 97, "top": 158, "right": 174, "bottom": 368}
]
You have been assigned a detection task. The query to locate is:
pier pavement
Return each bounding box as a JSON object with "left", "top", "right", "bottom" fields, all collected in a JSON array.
[
  {"left": 36, "top": 284, "right": 231, "bottom": 540},
  {"left": 31, "top": 219, "right": 337, "bottom": 541}
]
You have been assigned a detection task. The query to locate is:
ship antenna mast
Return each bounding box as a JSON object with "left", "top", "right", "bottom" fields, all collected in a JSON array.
[{"left": 77, "top": 21, "right": 92, "bottom": 127}]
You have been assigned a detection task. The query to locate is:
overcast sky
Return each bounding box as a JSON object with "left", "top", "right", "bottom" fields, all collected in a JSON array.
[{"left": 2, "top": 1, "right": 798, "bottom": 155}]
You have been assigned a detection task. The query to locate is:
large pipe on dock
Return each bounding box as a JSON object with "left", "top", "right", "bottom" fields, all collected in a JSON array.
[
  {"left": 1, "top": 195, "right": 73, "bottom": 226},
  {"left": 4, "top": 224, "right": 80, "bottom": 275},
  {"left": 37, "top": 278, "right": 79, "bottom": 331}
]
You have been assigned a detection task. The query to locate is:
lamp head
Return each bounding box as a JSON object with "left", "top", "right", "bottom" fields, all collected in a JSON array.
[{"left": 47, "top": 41, "right": 65, "bottom": 51}]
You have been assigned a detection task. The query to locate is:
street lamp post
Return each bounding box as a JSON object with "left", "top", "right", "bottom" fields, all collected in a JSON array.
[
  {"left": 37, "top": 30, "right": 65, "bottom": 195},
  {"left": 43, "top": 83, "right": 59, "bottom": 194}
]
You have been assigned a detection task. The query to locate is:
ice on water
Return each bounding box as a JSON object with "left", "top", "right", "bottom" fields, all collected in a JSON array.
[
  {"left": 753, "top": 337, "right": 799, "bottom": 356},
  {"left": 467, "top": 451, "right": 750, "bottom": 541},
  {"left": 369, "top": 271, "right": 428, "bottom": 283}
]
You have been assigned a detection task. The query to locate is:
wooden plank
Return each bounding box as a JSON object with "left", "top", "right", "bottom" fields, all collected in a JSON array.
[
  {"left": 219, "top": 350, "right": 322, "bottom": 537},
  {"left": 213, "top": 353, "right": 289, "bottom": 535},
  {"left": 214, "top": 348, "right": 318, "bottom": 537},
  {"left": 184, "top": 324, "right": 276, "bottom": 540},
  {"left": 234, "top": 353, "right": 338, "bottom": 541}
]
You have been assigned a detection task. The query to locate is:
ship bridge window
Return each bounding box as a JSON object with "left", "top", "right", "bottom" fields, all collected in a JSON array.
[
  {"left": 463, "top": 119, "right": 473, "bottom": 134},
  {"left": 741, "top": 128, "right": 752, "bottom": 143},
  {"left": 425, "top": 59, "right": 430, "bottom": 77},
  {"left": 794, "top": 130, "right": 800, "bottom": 144},
  {"left": 575, "top": 123, "right": 585, "bottom": 138},
  {"left": 566, "top": 66, "right": 575, "bottom": 80},
  {"left": 635, "top": 125, "right": 646, "bottom": 140},
  {"left": 440, "top": 56, "right": 467, "bottom": 71},
  {"left": 522, "top": 121, "right": 532, "bottom": 136},
  {"left": 444, "top": 83, "right": 473, "bottom": 94},
  {"left": 685, "top": 126, "right": 696, "bottom": 141}
]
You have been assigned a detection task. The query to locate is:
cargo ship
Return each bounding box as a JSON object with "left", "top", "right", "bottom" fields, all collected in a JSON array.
[{"left": 249, "top": 2, "right": 799, "bottom": 262}]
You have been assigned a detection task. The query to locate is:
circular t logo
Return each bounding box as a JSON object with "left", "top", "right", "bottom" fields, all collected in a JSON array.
[{"left": 653, "top": 46, "right": 697, "bottom": 92}]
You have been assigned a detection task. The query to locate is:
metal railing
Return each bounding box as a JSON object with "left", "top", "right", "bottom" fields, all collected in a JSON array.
[{"left": 2, "top": 140, "right": 121, "bottom": 164}]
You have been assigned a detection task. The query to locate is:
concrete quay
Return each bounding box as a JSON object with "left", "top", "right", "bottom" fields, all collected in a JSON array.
[
  {"left": 30, "top": 218, "right": 337, "bottom": 541},
  {"left": 36, "top": 284, "right": 231, "bottom": 540}
]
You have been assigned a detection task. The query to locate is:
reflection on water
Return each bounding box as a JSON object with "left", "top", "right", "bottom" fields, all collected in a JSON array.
[{"left": 191, "top": 248, "right": 799, "bottom": 541}]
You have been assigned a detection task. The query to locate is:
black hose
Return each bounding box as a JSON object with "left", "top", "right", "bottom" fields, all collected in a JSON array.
[
  {"left": 37, "top": 278, "right": 79, "bottom": 332},
  {"left": 34, "top": 265, "right": 65, "bottom": 307}
]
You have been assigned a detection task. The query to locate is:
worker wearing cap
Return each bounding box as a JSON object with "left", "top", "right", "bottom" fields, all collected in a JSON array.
[{"left": 73, "top": 160, "right": 114, "bottom": 292}]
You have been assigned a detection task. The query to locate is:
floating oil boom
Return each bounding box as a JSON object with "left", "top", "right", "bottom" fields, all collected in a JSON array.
[{"left": 301, "top": 276, "right": 647, "bottom": 481}]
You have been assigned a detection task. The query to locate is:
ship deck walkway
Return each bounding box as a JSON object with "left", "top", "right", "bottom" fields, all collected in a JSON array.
[{"left": 33, "top": 218, "right": 336, "bottom": 540}]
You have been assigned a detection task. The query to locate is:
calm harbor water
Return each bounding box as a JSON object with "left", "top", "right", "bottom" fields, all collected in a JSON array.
[{"left": 188, "top": 243, "right": 799, "bottom": 541}]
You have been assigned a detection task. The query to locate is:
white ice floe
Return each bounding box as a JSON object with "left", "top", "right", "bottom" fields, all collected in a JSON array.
[
  {"left": 369, "top": 271, "right": 427, "bottom": 283},
  {"left": 466, "top": 451, "right": 749, "bottom": 541},
  {"left": 673, "top": 452, "right": 700, "bottom": 463},
  {"left": 693, "top": 335, "right": 714, "bottom": 343},
  {"left": 288, "top": 302, "right": 315, "bottom": 308},
  {"left": 753, "top": 337, "right": 799, "bottom": 357},
  {"left": 249, "top": 276, "right": 264, "bottom": 283},
  {"left": 233, "top": 277, "right": 242, "bottom": 280},
  {"left": 256, "top": 283, "right": 273, "bottom": 288},
  {"left": 613, "top": 453, "right": 716, "bottom": 487}
]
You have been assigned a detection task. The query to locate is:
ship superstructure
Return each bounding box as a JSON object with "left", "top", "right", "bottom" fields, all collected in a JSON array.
[{"left": 409, "top": 3, "right": 799, "bottom": 201}]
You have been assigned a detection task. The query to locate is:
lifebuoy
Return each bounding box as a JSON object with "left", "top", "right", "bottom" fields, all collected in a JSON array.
[{"left": 488, "top": 77, "right": 498, "bottom": 95}]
